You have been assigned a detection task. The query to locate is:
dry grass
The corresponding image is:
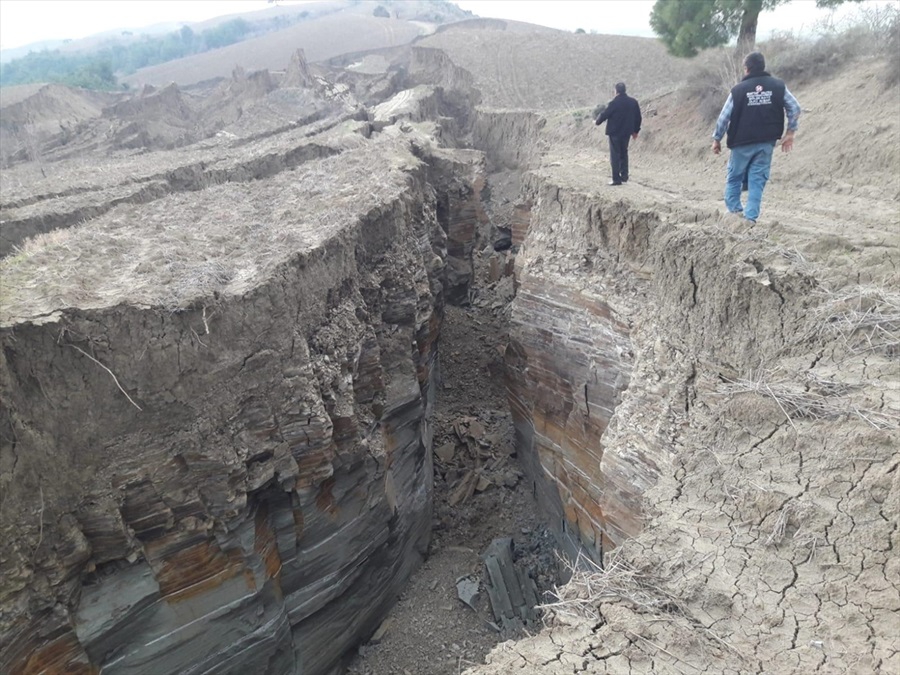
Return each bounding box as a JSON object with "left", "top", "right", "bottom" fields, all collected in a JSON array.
[
  {"left": 538, "top": 551, "right": 678, "bottom": 624},
  {"left": 814, "top": 284, "right": 900, "bottom": 356},
  {"left": 0, "top": 138, "right": 415, "bottom": 324},
  {"left": 718, "top": 368, "right": 899, "bottom": 430},
  {"left": 539, "top": 550, "right": 741, "bottom": 659},
  {"left": 680, "top": 7, "right": 900, "bottom": 127},
  {"left": 681, "top": 48, "right": 744, "bottom": 125},
  {"left": 764, "top": 5, "right": 900, "bottom": 87},
  {"left": 764, "top": 244, "right": 822, "bottom": 278}
]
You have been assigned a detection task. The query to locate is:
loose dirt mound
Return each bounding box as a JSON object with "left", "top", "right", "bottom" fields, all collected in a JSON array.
[
  {"left": 0, "top": 50, "right": 361, "bottom": 170},
  {"left": 0, "top": 83, "right": 117, "bottom": 164},
  {"left": 101, "top": 83, "right": 200, "bottom": 150}
]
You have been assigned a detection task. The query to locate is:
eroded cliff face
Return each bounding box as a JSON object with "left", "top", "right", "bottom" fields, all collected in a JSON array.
[
  {"left": 474, "top": 157, "right": 898, "bottom": 672},
  {"left": 503, "top": 170, "right": 818, "bottom": 554},
  {"left": 0, "top": 121, "right": 492, "bottom": 674}
]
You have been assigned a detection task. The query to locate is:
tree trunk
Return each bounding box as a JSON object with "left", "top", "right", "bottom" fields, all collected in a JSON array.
[{"left": 737, "top": 0, "right": 763, "bottom": 56}]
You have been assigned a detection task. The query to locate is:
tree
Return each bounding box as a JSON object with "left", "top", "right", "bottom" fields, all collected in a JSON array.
[
  {"left": 373, "top": 5, "right": 390, "bottom": 18},
  {"left": 650, "top": 0, "right": 864, "bottom": 57}
]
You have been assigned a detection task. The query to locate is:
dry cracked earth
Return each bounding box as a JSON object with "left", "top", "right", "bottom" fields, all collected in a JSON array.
[{"left": 1, "top": 14, "right": 898, "bottom": 675}]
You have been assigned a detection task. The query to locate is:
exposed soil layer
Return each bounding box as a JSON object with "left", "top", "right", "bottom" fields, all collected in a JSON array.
[
  {"left": 1, "top": 17, "right": 898, "bottom": 675},
  {"left": 347, "top": 303, "right": 556, "bottom": 675}
]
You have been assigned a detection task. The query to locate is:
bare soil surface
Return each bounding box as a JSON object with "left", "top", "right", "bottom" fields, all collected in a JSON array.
[
  {"left": 2, "top": 16, "right": 897, "bottom": 675},
  {"left": 420, "top": 25, "right": 694, "bottom": 108}
]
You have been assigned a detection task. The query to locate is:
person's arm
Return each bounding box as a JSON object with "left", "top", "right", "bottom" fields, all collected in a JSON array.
[
  {"left": 596, "top": 98, "right": 615, "bottom": 125},
  {"left": 633, "top": 100, "right": 642, "bottom": 139},
  {"left": 781, "top": 87, "right": 801, "bottom": 152},
  {"left": 711, "top": 93, "right": 733, "bottom": 154}
]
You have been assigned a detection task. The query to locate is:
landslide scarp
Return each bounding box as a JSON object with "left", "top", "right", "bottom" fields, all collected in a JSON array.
[
  {"left": 0, "top": 58, "right": 489, "bottom": 672},
  {"left": 2, "top": 17, "right": 899, "bottom": 675}
]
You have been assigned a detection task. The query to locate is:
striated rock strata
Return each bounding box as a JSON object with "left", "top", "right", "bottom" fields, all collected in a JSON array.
[
  {"left": 482, "top": 162, "right": 898, "bottom": 673},
  {"left": 0, "top": 129, "right": 487, "bottom": 674},
  {"left": 503, "top": 171, "right": 819, "bottom": 554}
]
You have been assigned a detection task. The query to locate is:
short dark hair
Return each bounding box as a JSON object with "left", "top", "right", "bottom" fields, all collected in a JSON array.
[
  {"left": 744, "top": 52, "right": 766, "bottom": 74},
  {"left": 615, "top": 82, "right": 626, "bottom": 94}
]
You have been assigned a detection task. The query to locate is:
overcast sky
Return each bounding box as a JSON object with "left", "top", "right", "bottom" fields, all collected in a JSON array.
[{"left": 0, "top": 0, "right": 895, "bottom": 51}]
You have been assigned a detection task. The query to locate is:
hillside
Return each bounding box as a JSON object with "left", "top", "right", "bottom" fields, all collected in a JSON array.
[
  {"left": 419, "top": 21, "right": 694, "bottom": 107},
  {"left": 1, "top": 12, "right": 898, "bottom": 675},
  {"left": 0, "top": 0, "right": 471, "bottom": 90},
  {"left": 122, "top": 12, "right": 425, "bottom": 87}
]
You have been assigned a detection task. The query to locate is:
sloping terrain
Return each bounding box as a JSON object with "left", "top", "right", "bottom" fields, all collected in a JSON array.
[
  {"left": 123, "top": 0, "right": 474, "bottom": 91},
  {"left": 123, "top": 12, "right": 424, "bottom": 88},
  {"left": 0, "top": 84, "right": 118, "bottom": 164},
  {"left": 419, "top": 22, "right": 694, "bottom": 108},
  {"left": 0, "top": 12, "right": 898, "bottom": 675}
]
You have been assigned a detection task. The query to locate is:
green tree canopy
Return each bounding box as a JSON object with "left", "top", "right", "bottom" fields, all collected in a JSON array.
[{"left": 650, "top": 0, "right": 863, "bottom": 57}]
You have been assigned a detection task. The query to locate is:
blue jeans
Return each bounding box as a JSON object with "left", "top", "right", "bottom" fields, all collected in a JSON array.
[{"left": 725, "top": 141, "right": 775, "bottom": 221}]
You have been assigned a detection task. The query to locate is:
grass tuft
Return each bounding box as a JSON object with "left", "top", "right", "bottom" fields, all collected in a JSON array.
[
  {"left": 718, "top": 368, "right": 899, "bottom": 430},
  {"left": 538, "top": 551, "right": 680, "bottom": 624},
  {"left": 0, "top": 138, "right": 411, "bottom": 324},
  {"left": 814, "top": 284, "right": 900, "bottom": 356}
]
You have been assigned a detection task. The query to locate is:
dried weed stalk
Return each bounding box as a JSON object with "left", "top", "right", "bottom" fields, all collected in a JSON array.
[
  {"left": 538, "top": 551, "right": 678, "bottom": 624},
  {"left": 765, "top": 244, "right": 822, "bottom": 277},
  {"left": 814, "top": 284, "right": 900, "bottom": 355},
  {"left": 719, "top": 369, "right": 899, "bottom": 430},
  {"left": 540, "top": 550, "right": 741, "bottom": 659},
  {"left": 764, "top": 502, "right": 792, "bottom": 546}
]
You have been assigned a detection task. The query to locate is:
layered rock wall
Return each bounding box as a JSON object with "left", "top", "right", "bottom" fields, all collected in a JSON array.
[
  {"left": 472, "top": 110, "right": 546, "bottom": 171},
  {"left": 504, "top": 171, "right": 817, "bottom": 555},
  {"left": 466, "top": 162, "right": 898, "bottom": 675},
  {"left": 0, "top": 139, "right": 469, "bottom": 674}
]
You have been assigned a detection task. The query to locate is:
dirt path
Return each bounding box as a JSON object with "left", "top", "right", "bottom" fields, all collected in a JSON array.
[{"left": 346, "top": 304, "right": 555, "bottom": 675}]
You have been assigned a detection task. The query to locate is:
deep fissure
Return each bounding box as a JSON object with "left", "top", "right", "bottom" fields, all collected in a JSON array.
[{"left": 2, "top": 18, "right": 898, "bottom": 675}]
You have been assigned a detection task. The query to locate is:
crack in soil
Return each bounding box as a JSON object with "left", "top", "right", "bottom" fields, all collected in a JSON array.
[{"left": 346, "top": 303, "right": 555, "bottom": 675}]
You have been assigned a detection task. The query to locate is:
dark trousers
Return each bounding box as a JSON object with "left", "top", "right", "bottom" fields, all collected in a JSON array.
[{"left": 608, "top": 135, "right": 630, "bottom": 183}]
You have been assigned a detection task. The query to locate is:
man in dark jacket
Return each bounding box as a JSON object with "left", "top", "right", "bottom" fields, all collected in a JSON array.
[
  {"left": 712, "top": 51, "right": 801, "bottom": 223},
  {"left": 595, "top": 82, "right": 642, "bottom": 186}
]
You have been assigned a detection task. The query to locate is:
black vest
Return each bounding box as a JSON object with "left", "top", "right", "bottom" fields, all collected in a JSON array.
[{"left": 726, "top": 72, "right": 786, "bottom": 148}]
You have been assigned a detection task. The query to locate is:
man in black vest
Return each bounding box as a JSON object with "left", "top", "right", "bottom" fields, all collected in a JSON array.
[
  {"left": 596, "top": 82, "right": 642, "bottom": 186},
  {"left": 712, "top": 51, "right": 801, "bottom": 222}
]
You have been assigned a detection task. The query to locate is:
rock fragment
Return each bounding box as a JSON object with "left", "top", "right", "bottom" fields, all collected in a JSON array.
[
  {"left": 456, "top": 575, "right": 481, "bottom": 610},
  {"left": 481, "top": 538, "right": 540, "bottom": 636}
]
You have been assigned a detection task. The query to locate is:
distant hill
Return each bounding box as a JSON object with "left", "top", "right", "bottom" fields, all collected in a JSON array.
[
  {"left": 1, "top": 40, "right": 70, "bottom": 64},
  {"left": 0, "top": 0, "right": 472, "bottom": 88},
  {"left": 123, "top": 12, "right": 427, "bottom": 87},
  {"left": 419, "top": 20, "right": 692, "bottom": 109}
]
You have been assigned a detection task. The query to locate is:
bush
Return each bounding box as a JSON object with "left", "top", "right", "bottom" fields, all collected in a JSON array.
[
  {"left": 681, "top": 49, "right": 741, "bottom": 124},
  {"left": 764, "top": 4, "right": 900, "bottom": 87},
  {"left": 879, "top": 10, "right": 900, "bottom": 87},
  {"left": 766, "top": 29, "right": 866, "bottom": 85},
  {"left": 373, "top": 5, "right": 390, "bottom": 18},
  {"left": 202, "top": 18, "right": 251, "bottom": 49}
]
